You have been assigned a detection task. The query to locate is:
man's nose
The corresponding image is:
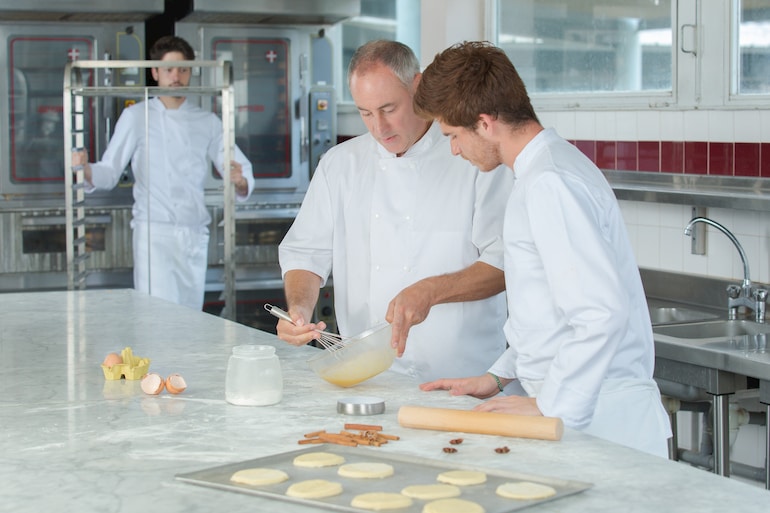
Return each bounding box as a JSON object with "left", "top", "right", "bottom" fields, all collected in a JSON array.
[
  {"left": 372, "top": 113, "right": 390, "bottom": 134},
  {"left": 449, "top": 139, "right": 461, "bottom": 156}
]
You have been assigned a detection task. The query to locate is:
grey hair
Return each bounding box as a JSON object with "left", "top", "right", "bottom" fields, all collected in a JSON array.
[{"left": 347, "top": 40, "right": 420, "bottom": 89}]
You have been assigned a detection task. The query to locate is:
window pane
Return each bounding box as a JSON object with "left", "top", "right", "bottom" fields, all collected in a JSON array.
[
  {"left": 737, "top": 0, "right": 770, "bottom": 94},
  {"left": 497, "top": 0, "right": 672, "bottom": 94},
  {"left": 339, "top": 0, "right": 420, "bottom": 101}
]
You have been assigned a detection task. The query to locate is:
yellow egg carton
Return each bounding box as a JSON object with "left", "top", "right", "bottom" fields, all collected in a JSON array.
[{"left": 101, "top": 346, "right": 151, "bottom": 380}]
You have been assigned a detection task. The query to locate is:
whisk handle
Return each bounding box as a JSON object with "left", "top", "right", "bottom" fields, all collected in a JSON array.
[{"left": 264, "top": 304, "right": 295, "bottom": 325}]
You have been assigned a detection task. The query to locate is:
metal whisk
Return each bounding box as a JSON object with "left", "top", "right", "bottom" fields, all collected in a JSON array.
[{"left": 264, "top": 304, "right": 349, "bottom": 351}]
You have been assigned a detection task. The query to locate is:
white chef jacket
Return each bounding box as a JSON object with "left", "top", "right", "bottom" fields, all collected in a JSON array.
[
  {"left": 86, "top": 98, "right": 254, "bottom": 309},
  {"left": 488, "top": 128, "right": 671, "bottom": 457},
  {"left": 280, "top": 122, "right": 512, "bottom": 382}
]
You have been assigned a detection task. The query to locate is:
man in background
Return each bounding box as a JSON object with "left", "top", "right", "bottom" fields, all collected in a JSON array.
[{"left": 72, "top": 35, "right": 254, "bottom": 310}]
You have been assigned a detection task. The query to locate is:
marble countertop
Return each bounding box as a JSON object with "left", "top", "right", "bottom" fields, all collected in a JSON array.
[{"left": 1, "top": 289, "right": 767, "bottom": 512}]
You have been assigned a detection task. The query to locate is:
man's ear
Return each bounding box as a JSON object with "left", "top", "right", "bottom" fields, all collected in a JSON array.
[
  {"left": 150, "top": 68, "right": 159, "bottom": 82},
  {"left": 477, "top": 113, "right": 495, "bottom": 133},
  {"left": 409, "top": 72, "right": 422, "bottom": 95}
]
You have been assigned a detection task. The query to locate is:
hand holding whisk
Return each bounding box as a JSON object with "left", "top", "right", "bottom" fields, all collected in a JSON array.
[{"left": 264, "top": 304, "right": 349, "bottom": 351}]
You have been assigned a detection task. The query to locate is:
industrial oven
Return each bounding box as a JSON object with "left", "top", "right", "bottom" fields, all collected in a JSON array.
[
  {"left": 0, "top": 0, "right": 161, "bottom": 291},
  {"left": 0, "top": 0, "right": 354, "bottom": 332}
]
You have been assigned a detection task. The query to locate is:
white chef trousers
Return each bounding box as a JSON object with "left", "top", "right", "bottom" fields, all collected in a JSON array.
[{"left": 132, "top": 221, "right": 209, "bottom": 311}]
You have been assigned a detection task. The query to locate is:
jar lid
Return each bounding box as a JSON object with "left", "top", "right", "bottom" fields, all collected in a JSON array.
[
  {"left": 337, "top": 396, "right": 386, "bottom": 416},
  {"left": 232, "top": 344, "right": 275, "bottom": 358}
]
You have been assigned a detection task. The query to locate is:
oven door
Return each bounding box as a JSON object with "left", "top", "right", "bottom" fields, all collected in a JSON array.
[
  {"left": 0, "top": 206, "right": 133, "bottom": 291},
  {"left": 0, "top": 22, "right": 144, "bottom": 198},
  {"left": 176, "top": 23, "right": 312, "bottom": 203}
]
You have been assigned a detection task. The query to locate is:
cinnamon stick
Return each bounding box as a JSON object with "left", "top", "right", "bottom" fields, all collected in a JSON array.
[{"left": 343, "top": 423, "right": 383, "bottom": 431}]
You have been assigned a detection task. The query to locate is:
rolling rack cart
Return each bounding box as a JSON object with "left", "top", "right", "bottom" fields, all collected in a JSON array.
[{"left": 63, "top": 59, "right": 240, "bottom": 319}]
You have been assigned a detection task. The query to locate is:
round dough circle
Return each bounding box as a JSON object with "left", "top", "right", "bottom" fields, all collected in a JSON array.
[
  {"left": 337, "top": 462, "right": 394, "bottom": 479},
  {"left": 351, "top": 492, "right": 414, "bottom": 511},
  {"left": 230, "top": 467, "right": 289, "bottom": 486},
  {"left": 401, "top": 484, "right": 461, "bottom": 500},
  {"left": 436, "top": 470, "right": 487, "bottom": 486},
  {"left": 292, "top": 451, "right": 346, "bottom": 468},
  {"left": 496, "top": 481, "right": 557, "bottom": 500},
  {"left": 285, "top": 479, "right": 343, "bottom": 499},
  {"left": 422, "top": 498, "right": 486, "bottom": 513}
]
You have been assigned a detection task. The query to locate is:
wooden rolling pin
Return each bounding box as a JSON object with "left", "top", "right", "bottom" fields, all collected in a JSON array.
[{"left": 398, "top": 405, "right": 563, "bottom": 441}]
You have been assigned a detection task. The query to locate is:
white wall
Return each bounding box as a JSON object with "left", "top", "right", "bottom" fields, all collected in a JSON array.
[{"left": 419, "top": 0, "right": 486, "bottom": 65}]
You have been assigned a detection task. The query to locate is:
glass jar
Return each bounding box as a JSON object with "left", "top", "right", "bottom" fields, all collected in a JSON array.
[{"left": 225, "top": 344, "right": 283, "bottom": 406}]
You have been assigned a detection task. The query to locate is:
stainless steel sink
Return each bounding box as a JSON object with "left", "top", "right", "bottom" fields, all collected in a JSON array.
[
  {"left": 646, "top": 299, "right": 720, "bottom": 326},
  {"left": 648, "top": 306, "right": 720, "bottom": 325},
  {"left": 653, "top": 319, "right": 770, "bottom": 340}
]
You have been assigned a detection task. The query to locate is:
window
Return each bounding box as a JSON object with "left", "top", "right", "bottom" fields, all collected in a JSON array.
[
  {"left": 331, "top": 0, "right": 421, "bottom": 102},
  {"left": 734, "top": 0, "right": 770, "bottom": 95},
  {"left": 495, "top": 0, "right": 770, "bottom": 107},
  {"left": 496, "top": 0, "right": 673, "bottom": 95}
]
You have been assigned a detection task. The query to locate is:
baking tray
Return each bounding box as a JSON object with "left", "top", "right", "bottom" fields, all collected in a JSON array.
[{"left": 176, "top": 446, "right": 592, "bottom": 512}]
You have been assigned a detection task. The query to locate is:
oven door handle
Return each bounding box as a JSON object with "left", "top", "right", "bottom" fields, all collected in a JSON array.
[{"left": 21, "top": 214, "right": 113, "bottom": 226}]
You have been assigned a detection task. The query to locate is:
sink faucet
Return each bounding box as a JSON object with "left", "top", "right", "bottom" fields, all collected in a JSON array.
[{"left": 684, "top": 216, "right": 767, "bottom": 323}]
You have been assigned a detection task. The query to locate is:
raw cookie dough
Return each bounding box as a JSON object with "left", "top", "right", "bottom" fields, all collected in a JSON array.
[
  {"left": 292, "top": 451, "right": 346, "bottom": 468},
  {"left": 285, "top": 479, "right": 343, "bottom": 499},
  {"left": 351, "top": 492, "right": 414, "bottom": 510},
  {"left": 496, "top": 481, "right": 557, "bottom": 500},
  {"left": 435, "top": 470, "right": 487, "bottom": 486},
  {"left": 422, "top": 498, "right": 485, "bottom": 513},
  {"left": 230, "top": 467, "right": 289, "bottom": 486},
  {"left": 401, "top": 484, "right": 461, "bottom": 500},
  {"left": 337, "top": 462, "right": 394, "bottom": 479}
]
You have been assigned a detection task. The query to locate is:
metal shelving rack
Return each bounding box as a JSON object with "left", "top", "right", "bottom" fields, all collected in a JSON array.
[{"left": 63, "top": 59, "right": 239, "bottom": 319}]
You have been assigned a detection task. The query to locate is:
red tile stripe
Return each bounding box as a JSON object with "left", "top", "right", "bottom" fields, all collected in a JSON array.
[{"left": 569, "top": 140, "right": 770, "bottom": 178}]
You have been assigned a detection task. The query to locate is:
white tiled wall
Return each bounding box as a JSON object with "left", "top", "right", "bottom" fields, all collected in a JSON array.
[
  {"left": 621, "top": 201, "right": 770, "bottom": 286},
  {"left": 539, "top": 109, "right": 770, "bottom": 143}
]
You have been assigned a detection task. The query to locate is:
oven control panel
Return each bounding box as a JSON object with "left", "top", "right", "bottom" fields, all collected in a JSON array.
[{"left": 309, "top": 85, "right": 336, "bottom": 179}]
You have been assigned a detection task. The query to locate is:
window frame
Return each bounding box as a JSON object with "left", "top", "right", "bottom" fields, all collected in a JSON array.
[{"left": 489, "top": 0, "right": 770, "bottom": 112}]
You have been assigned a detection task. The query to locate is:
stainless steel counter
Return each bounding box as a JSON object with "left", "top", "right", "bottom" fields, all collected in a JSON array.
[
  {"left": 643, "top": 269, "right": 770, "bottom": 484},
  {"left": 1, "top": 289, "right": 768, "bottom": 512}
]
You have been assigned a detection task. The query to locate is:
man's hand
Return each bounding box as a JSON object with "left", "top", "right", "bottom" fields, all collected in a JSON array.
[
  {"left": 71, "top": 148, "right": 92, "bottom": 183},
  {"left": 472, "top": 395, "right": 542, "bottom": 417},
  {"left": 419, "top": 373, "right": 501, "bottom": 399},
  {"left": 385, "top": 279, "right": 437, "bottom": 356},
  {"left": 229, "top": 160, "right": 249, "bottom": 195},
  {"left": 274, "top": 308, "right": 328, "bottom": 347}
]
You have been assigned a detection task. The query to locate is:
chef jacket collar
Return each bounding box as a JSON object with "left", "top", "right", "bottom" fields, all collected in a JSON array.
[
  {"left": 512, "top": 127, "right": 556, "bottom": 178},
  {"left": 149, "top": 96, "right": 193, "bottom": 111}
]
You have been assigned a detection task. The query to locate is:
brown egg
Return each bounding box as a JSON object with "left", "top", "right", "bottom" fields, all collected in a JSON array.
[
  {"left": 140, "top": 373, "right": 165, "bottom": 395},
  {"left": 103, "top": 353, "right": 123, "bottom": 367},
  {"left": 164, "top": 373, "right": 187, "bottom": 394}
]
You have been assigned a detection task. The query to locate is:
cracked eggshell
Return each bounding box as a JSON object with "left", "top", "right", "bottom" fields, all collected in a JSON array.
[
  {"left": 164, "top": 373, "right": 187, "bottom": 394},
  {"left": 141, "top": 372, "right": 165, "bottom": 395}
]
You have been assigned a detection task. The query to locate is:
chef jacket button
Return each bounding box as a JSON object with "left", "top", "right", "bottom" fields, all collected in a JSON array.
[
  {"left": 405, "top": 215, "right": 411, "bottom": 221},
  {"left": 374, "top": 213, "right": 380, "bottom": 219},
  {"left": 375, "top": 265, "right": 380, "bottom": 271},
  {"left": 402, "top": 266, "right": 409, "bottom": 272}
]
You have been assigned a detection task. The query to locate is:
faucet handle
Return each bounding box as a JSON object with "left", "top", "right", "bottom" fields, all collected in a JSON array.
[
  {"left": 755, "top": 288, "right": 768, "bottom": 302},
  {"left": 726, "top": 284, "right": 741, "bottom": 299}
]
